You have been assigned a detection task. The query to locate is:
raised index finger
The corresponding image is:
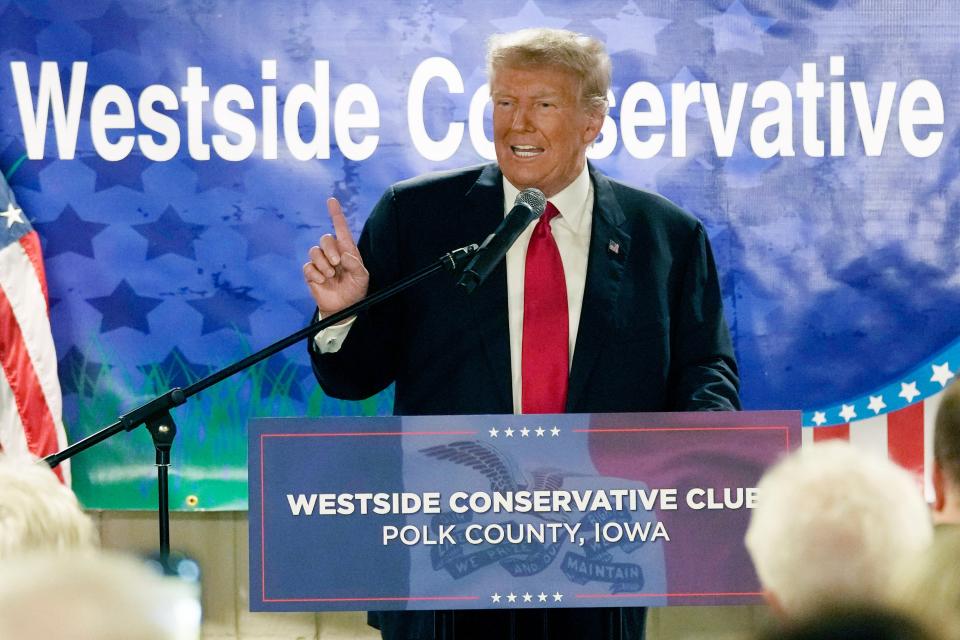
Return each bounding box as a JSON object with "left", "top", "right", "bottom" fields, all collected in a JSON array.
[{"left": 326, "top": 197, "right": 356, "bottom": 247}]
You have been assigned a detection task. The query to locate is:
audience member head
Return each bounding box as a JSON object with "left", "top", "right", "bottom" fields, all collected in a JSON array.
[
  {"left": 0, "top": 551, "right": 201, "bottom": 640},
  {"left": 0, "top": 452, "right": 97, "bottom": 558},
  {"left": 894, "top": 528, "right": 960, "bottom": 640},
  {"left": 745, "top": 441, "right": 933, "bottom": 617},
  {"left": 934, "top": 379, "right": 960, "bottom": 523},
  {"left": 754, "top": 603, "right": 939, "bottom": 640}
]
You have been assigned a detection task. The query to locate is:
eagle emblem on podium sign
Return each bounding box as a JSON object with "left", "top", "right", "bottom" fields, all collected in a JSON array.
[{"left": 419, "top": 439, "right": 582, "bottom": 507}]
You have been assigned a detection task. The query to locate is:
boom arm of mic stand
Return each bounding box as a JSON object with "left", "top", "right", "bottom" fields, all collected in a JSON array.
[
  {"left": 43, "top": 242, "right": 477, "bottom": 556},
  {"left": 43, "top": 242, "right": 479, "bottom": 470}
]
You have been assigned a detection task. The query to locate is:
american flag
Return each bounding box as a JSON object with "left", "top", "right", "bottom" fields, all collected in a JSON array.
[
  {"left": 804, "top": 398, "right": 932, "bottom": 498},
  {"left": 0, "top": 172, "right": 69, "bottom": 483},
  {"left": 802, "top": 354, "right": 959, "bottom": 501}
]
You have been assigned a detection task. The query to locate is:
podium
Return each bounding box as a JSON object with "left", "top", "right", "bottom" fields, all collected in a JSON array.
[{"left": 248, "top": 411, "right": 799, "bottom": 612}]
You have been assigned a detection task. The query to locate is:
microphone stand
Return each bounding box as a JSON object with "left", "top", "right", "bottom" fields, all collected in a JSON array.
[{"left": 44, "top": 244, "right": 479, "bottom": 558}]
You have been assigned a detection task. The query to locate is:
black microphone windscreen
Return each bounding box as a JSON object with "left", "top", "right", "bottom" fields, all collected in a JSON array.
[{"left": 455, "top": 187, "right": 546, "bottom": 294}]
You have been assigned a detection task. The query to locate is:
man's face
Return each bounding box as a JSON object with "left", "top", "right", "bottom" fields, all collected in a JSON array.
[{"left": 492, "top": 65, "right": 602, "bottom": 198}]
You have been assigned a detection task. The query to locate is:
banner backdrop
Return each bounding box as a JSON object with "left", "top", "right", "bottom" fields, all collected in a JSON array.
[{"left": 1, "top": 0, "right": 958, "bottom": 508}]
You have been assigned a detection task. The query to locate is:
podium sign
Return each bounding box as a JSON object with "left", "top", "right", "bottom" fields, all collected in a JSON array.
[{"left": 249, "top": 411, "right": 799, "bottom": 611}]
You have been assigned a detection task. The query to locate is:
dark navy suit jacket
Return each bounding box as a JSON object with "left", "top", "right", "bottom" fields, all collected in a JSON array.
[{"left": 310, "top": 163, "right": 740, "bottom": 639}]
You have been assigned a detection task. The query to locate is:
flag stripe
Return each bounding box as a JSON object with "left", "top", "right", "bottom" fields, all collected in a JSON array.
[
  {"left": 849, "top": 413, "right": 888, "bottom": 456},
  {"left": 813, "top": 423, "right": 849, "bottom": 442},
  {"left": 0, "top": 365, "right": 30, "bottom": 454},
  {"left": 14, "top": 233, "right": 67, "bottom": 461},
  {"left": 19, "top": 230, "right": 49, "bottom": 305},
  {"left": 0, "top": 236, "right": 65, "bottom": 482},
  {"left": 0, "top": 278, "right": 62, "bottom": 477},
  {"left": 922, "top": 394, "right": 942, "bottom": 500},
  {"left": 887, "top": 402, "right": 924, "bottom": 479},
  {"left": 801, "top": 425, "right": 815, "bottom": 448},
  {"left": 0, "top": 237, "right": 67, "bottom": 421}
]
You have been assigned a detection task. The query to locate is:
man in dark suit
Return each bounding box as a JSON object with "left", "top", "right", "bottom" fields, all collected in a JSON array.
[{"left": 304, "top": 27, "right": 739, "bottom": 640}]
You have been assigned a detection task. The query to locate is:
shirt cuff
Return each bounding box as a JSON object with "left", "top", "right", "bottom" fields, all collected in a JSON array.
[{"left": 313, "top": 314, "right": 357, "bottom": 353}]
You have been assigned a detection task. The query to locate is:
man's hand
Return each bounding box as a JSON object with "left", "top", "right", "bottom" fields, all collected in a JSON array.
[{"left": 303, "top": 197, "right": 369, "bottom": 319}]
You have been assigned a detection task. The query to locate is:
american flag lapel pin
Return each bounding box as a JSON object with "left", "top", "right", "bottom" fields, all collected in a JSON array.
[{"left": 608, "top": 239, "right": 620, "bottom": 255}]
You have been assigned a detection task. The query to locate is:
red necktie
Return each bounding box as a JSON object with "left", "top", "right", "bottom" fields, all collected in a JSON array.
[{"left": 521, "top": 201, "right": 568, "bottom": 414}]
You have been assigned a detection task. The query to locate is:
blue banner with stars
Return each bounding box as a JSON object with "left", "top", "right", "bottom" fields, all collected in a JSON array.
[{"left": 1, "top": 0, "right": 958, "bottom": 508}]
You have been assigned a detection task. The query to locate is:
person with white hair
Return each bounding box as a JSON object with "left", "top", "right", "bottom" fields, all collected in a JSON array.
[
  {"left": 0, "top": 452, "right": 98, "bottom": 558},
  {"left": 745, "top": 441, "right": 933, "bottom": 617},
  {"left": 0, "top": 550, "right": 201, "bottom": 640}
]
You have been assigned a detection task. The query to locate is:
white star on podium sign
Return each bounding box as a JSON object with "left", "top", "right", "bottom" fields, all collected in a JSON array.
[
  {"left": 1, "top": 203, "right": 25, "bottom": 228},
  {"left": 550, "top": 426, "right": 560, "bottom": 437},
  {"left": 522, "top": 592, "right": 533, "bottom": 602},
  {"left": 552, "top": 592, "right": 563, "bottom": 602},
  {"left": 520, "top": 427, "right": 530, "bottom": 437},
  {"left": 488, "top": 427, "right": 499, "bottom": 438},
  {"left": 538, "top": 592, "right": 548, "bottom": 602},
  {"left": 931, "top": 362, "right": 955, "bottom": 387},
  {"left": 535, "top": 427, "right": 545, "bottom": 437},
  {"left": 504, "top": 427, "right": 515, "bottom": 438},
  {"left": 507, "top": 592, "right": 518, "bottom": 603},
  {"left": 491, "top": 593, "right": 501, "bottom": 603}
]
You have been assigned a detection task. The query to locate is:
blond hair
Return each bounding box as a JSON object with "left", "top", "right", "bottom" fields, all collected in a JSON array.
[
  {"left": 745, "top": 442, "right": 933, "bottom": 616},
  {"left": 0, "top": 453, "right": 98, "bottom": 558},
  {"left": 0, "top": 551, "right": 200, "bottom": 640},
  {"left": 487, "top": 28, "right": 611, "bottom": 114}
]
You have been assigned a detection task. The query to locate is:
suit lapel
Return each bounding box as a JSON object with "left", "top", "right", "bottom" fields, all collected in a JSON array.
[
  {"left": 566, "top": 166, "right": 631, "bottom": 411},
  {"left": 463, "top": 164, "right": 513, "bottom": 412}
]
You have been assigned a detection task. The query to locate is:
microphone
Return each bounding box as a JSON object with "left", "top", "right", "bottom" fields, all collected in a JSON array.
[{"left": 457, "top": 188, "right": 547, "bottom": 294}]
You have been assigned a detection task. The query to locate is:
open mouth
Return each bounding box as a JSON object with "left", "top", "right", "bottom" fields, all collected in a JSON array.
[{"left": 511, "top": 145, "right": 544, "bottom": 158}]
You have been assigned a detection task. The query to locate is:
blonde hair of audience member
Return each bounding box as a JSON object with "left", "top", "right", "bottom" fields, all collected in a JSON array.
[
  {"left": 933, "top": 379, "right": 960, "bottom": 524},
  {"left": 486, "top": 27, "right": 612, "bottom": 116},
  {"left": 744, "top": 441, "right": 933, "bottom": 617},
  {"left": 0, "top": 551, "right": 201, "bottom": 640},
  {"left": 894, "top": 529, "right": 960, "bottom": 640},
  {"left": 0, "top": 452, "right": 97, "bottom": 558}
]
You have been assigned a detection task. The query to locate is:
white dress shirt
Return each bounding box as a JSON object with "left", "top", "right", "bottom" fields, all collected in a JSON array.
[{"left": 314, "top": 163, "right": 594, "bottom": 415}]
